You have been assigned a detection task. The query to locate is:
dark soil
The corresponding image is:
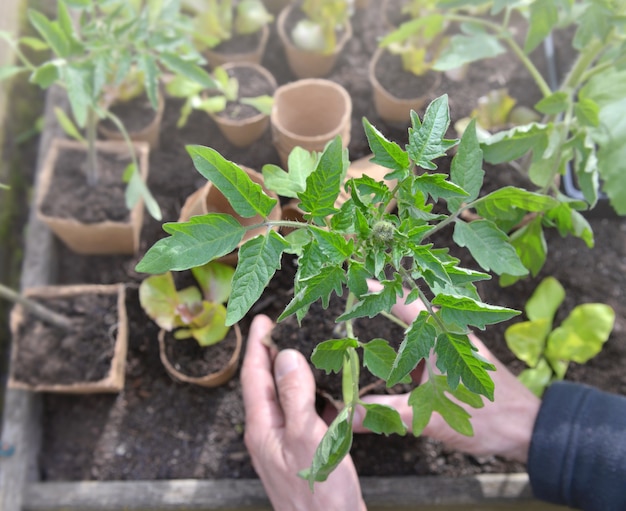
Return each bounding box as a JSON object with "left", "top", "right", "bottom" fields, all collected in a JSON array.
[
  {"left": 30, "top": 4, "right": 626, "bottom": 485},
  {"left": 374, "top": 49, "right": 441, "bottom": 100},
  {"left": 218, "top": 65, "right": 276, "bottom": 120},
  {"left": 11, "top": 292, "right": 118, "bottom": 385},
  {"left": 212, "top": 28, "right": 264, "bottom": 56},
  {"left": 100, "top": 94, "right": 159, "bottom": 134},
  {"left": 40, "top": 148, "right": 130, "bottom": 223}
]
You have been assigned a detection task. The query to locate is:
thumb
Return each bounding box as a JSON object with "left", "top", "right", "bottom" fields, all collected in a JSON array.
[{"left": 274, "top": 349, "right": 318, "bottom": 432}]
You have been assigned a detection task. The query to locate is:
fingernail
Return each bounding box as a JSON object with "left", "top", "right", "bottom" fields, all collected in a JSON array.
[{"left": 274, "top": 349, "right": 300, "bottom": 382}]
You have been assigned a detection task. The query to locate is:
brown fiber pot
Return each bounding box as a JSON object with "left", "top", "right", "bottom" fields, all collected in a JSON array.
[
  {"left": 178, "top": 165, "right": 282, "bottom": 266},
  {"left": 276, "top": 3, "right": 352, "bottom": 78},
  {"left": 158, "top": 323, "right": 242, "bottom": 388},
  {"left": 36, "top": 138, "right": 149, "bottom": 255},
  {"left": 8, "top": 284, "right": 128, "bottom": 393},
  {"left": 203, "top": 23, "right": 270, "bottom": 69},
  {"left": 369, "top": 47, "right": 442, "bottom": 125},
  {"left": 209, "top": 62, "right": 277, "bottom": 148},
  {"left": 97, "top": 90, "right": 165, "bottom": 150},
  {"left": 270, "top": 79, "right": 352, "bottom": 168}
]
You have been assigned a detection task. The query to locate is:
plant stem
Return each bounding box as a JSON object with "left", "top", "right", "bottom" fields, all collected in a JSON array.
[
  {"left": 0, "top": 284, "right": 73, "bottom": 330},
  {"left": 85, "top": 107, "right": 99, "bottom": 186},
  {"left": 560, "top": 39, "right": 605, "bottom": 92}
]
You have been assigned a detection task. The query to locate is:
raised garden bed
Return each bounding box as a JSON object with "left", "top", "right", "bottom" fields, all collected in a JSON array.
[{"left": 2, "top": 5, "right": 625, "bottom": 511}]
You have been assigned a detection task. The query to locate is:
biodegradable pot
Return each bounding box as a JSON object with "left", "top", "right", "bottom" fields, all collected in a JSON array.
[
  {"left": 369, "top": 47, "right": 442, "bottom": 125},
  {"left": 203, "top": 23, "right": 270, "bottom": 68},
  {"left": 276, "top": 3, "right": 353, "bottom": 78},
  {"left": 98, "top": 89, "right": 165, "bottom": 150},
  {"left": 209, "top": 62, "right": 277, "bottom": 148},
  {"left": 158, "top": 324, "right": 242, "bottom": 388},
  {"left": 36, "top": 138, "right": 149, "bottom": 255},
  {"left": 271, "top": 79, "right": 352, "bottom": 168},
  {"left": 263, "top": 0, "right": 290, "bottom": 14},
  {"left": 178, "top": 165, "right": 282, "bottom": 265},
  {"left": 8, "top": 284, "right": 128, "bottom": 394}
]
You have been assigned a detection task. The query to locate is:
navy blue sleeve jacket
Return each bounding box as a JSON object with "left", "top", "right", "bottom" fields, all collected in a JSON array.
[{"left": 528, "top": 381, "right": 626, "bottom": 511}]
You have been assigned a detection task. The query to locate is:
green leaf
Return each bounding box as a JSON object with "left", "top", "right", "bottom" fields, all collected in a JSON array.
[
  {"left": 574, "top": 98, "right": 600, "bottom": 128},
  {"left": 346, "top": 261, "right": 370, "bottom": 298},
  {"left": 63, "top": 66, "right": 92, "bottom": 127},
  {"left": 136, "top": 214, "right": 246, "bottom": 274},
  {"left": 226, "top": 231, "right": 288, "bottom": 326},
  {"left": 311, "top": 338, "right": 359, "bottom": 374},
  {"left": 481, "top": 123, "right": 550, "bottom": 164},
  {"left": 409, "top": 377, "right": 474, "bottom": 436},
  {"left": 453, "top": 219, "right": 528, "bottom": 276},
  {"left": 191, "top": 302, "right": 229, "bottom": 346},
  {"left": 413, "top": 173, "right": 468, "bottom": 202},
  {"left": 124, "top": 163, "right": 162, "bottom": 221},
  {"left": 240, "top": 95, "right": 273, "bottom": 115},
  {"left": 18, "top": 36, "right": 49, "bottom": 51},
  {"left": 187, "top": 145, "right": 277, "bottom": 218},
  {"left": 362, "top": 339, "right": 397, "bottom": 380},
  {"left": 279, "top": 266, "right": 346, "bottom": 321},
  {"left": 191, "top": 261, "right": 234, "bottom": 304},
  {"left": 262, "top": 147, "right": 318, "bottom": 198},
  {"left": 300, "top": 408, "right": 352, "bottom": 488},
  {"left": 387, "top": 311, "right": 435, "bottom": 386},
  {"left": 159, "top": 52, "right": 216, "bottom": 89},
  {"left": 298, "top": 137, "right": 346, "bottom": 223},
  {"left": 435, "top": 333, "right": 495, "bottom": 399},
  {"left": 361, "top": 403, "right": 407, "bottom": 436},
  {"left": 337, "top": 276, "right": 402, "bottom": 321},
  {"left": 362, "top": 117, "right": 410, "bottom": 178},
  {"left": 433, "top": 294, "right": 520, "bottom": 331},
  {"left": 526, "top": 276, "right": 565, "bottom": 323},
  {"left": 434, "top": 32, "right": 505, "bottom": 71},
  {"left": 545, "top": 304, "right": 615, "bottom": 364},
  {"left": 0, "top": 66, "right": 25, "bottom": 82},
  {"left": 30, "top": 61, "right": 60, "bottom": 88},
  {"left": 448, "top": 118, "right": 484, "bottom": 211},
  {"left": 27, "top": 9, "right": 70, "bottom": 57},
  {"left": 505, "top": 319, "right": 550, "bottom": 368},
  {"left": 138, "top": 272, "right": 181, "bottom": 331},
  {"left": 139, "top": 54, "right": 159, "bottom": 110},
  {"left": 535, "top": 91, "right": 569, "bottom": 115},
  {"left": 54, "top": 107, "right": 85, "bottom": 143},
  {"left": 518, "top": 358, "right": 553, "bottom": 397},
  {"left": 524, "top": 0, "right": 558, "bottom": 53},
  {"left": 310, "top": 226, "right": 354, "bottom": 263},
  {"left": 407, "top": 95, "right": 458, "bottom": 170},
  {"left": 500, "top": 215, "right": 546, "bottom": 286}
]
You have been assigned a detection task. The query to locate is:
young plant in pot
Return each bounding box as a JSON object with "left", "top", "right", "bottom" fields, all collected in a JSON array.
[
  {"left": 276, "top": 0, "right": 353, "bottom": 78},
  {"left": 167, "top": 61, "right": 276, "bottom": 147},
  {"left": 0, "top": 281, "right": 128, "bottom": 393},
  {"left": 136, "top": 94, "right": 577, "bottom": 484},
  {"left": 427, "top": 0, "right": 626, "bottom": 229},
  {"left": 182, "top": 0, "right": 274, "bottom": 67},
  {"left": 0, "top": 0, "right": 213, "bottom": 255},
  {"left": 139, "top": 261, "right": 243, "bottom": 387}
]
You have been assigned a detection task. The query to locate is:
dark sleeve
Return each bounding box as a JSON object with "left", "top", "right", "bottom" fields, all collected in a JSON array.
[{"left": 528, "top": 380, "right": 626, "bottom": 511}]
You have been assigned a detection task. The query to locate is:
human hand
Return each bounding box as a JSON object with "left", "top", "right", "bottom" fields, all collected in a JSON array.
[
  {"left": 352, "top": 282, "right": 541, "bottom": 463},
  {"left": 241, "top": 314, "right": 367, "bottom": 511}
]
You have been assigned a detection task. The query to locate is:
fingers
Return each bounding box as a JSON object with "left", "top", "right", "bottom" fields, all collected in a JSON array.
[
  {"left": 273, "top": 349, "right": 320, "bottom": 433},
  {"left": 241, "top": 315, "right": 283, "bottom": 430}
]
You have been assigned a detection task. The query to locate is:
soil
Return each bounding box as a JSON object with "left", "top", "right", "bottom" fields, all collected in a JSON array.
[
  {"left": 218, "top": 65, "right": 276, "bottom": 120},
  {"left": 374, "top": 49, "right": 441, "bottom": 100},
  {"left": 211, "top": 28, "right": 264, "bottom": 56},
  {"left": 26, "top": 3, "right": 626, "bottom": 486},
  {"left": 40, "top": 148, "right": 131, "bottom": 223},
  {"left": 11, "top": 291, "right": 118, "bottom": 386},
  {"left": 100, "top": 94, "right": 159, "bottom": 134}
]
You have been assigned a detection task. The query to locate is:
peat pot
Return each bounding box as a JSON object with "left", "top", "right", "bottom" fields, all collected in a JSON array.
[
  {"left": 8, "top": 283, "right": 128, "bottom": 393},
  {"left": 276, "top": 2, "right": 353, "bottom": 78},
  {"left": 203, "top": 23, "right": 270, "bottom": 68},
  {"left": 36, "top": 138, "right": 149, "bottom": 255},
  {"left": 271, "top": 79, "right": 352, "bottom": 168}
]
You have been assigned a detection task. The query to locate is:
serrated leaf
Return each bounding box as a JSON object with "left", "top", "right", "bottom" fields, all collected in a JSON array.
[
  {"left": 535, "top": 91, "right": 569, "bottom": 115},
  {"left": 63, "top": 65, "right": 92, "bottom": 127},
  {"left": 435, "top": 333, "right": 495, "bottom": 399},
  {"left": 481, "top": 123, "right": 550, "bottom": 164},
  {"left": 413, "top": 173, "right": 468, "bottom": 202},
  {"left": 407, "top": 95, "right": 457, "bottom": 170},
  {"left": 362, "top": 339, "right": 397, "bottom": 380},
  {"left": 311, "top": 338, "right": 358, "bottom": 374},
  {"left": 505, "top": 319, "right": 550, "bottom": 368},
  {"left": 279, "top": 266, "right": 346, "bottom": 321},
  {"left": 387, "top": 311, "right": 435, "bottom": 386},
  {"left": 300, "top": 408, "right": 352, "bottom": 488},
  {"left": 409, "top": 377, "right": 474, "bottom": 436},
  {"left": 187, "top": 145, "right": 277, "bottom": 218},
  {"left": 448, "top": 118, "right": 484, "bottom": 211},
  {"left": 30, "top": 61, "right": 60, "bottom": 89},
  {"left": 346, "top": 261, "right": 370, "bottom": 298},
  {"left": 362, "top": 117, "right": 410, "bottom": 178},
  {"left": 310, "top": 226, "right": 353, "bottom": 263},
  {"left": 434, "top": 32, "right": 505, "bottom": 71},
  {"left": 500, "top": 215, "right": 546, "bottom": 286},
  {"left": 453, "top": 219, "right": 528, "bottom": 276},
  {"left": 337, "top": 276, "right": 402, "bottom": 321},
  {"left": 574, "top": 98, "right": 600, "bottom": 127},
  {"left": 226, "top": 231, "right": 288, "bottom": 325},
  {"left": 298, "top": 137, "right": 346, "bottom": 223},
  {"left": 361, "top": 403, "right": 407, "bottom": 436},
  {"left": 28, "top": 9, "right": 70, "bottom": 57},
  {"left": 433, "top": 294, "right": 520, "bottom": 331},
  {"left": 160, "top": 52, "right": 216, "bottom": 89},
  {"left": 136, "top": 214, "right": 245, "bottom": 274}
]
